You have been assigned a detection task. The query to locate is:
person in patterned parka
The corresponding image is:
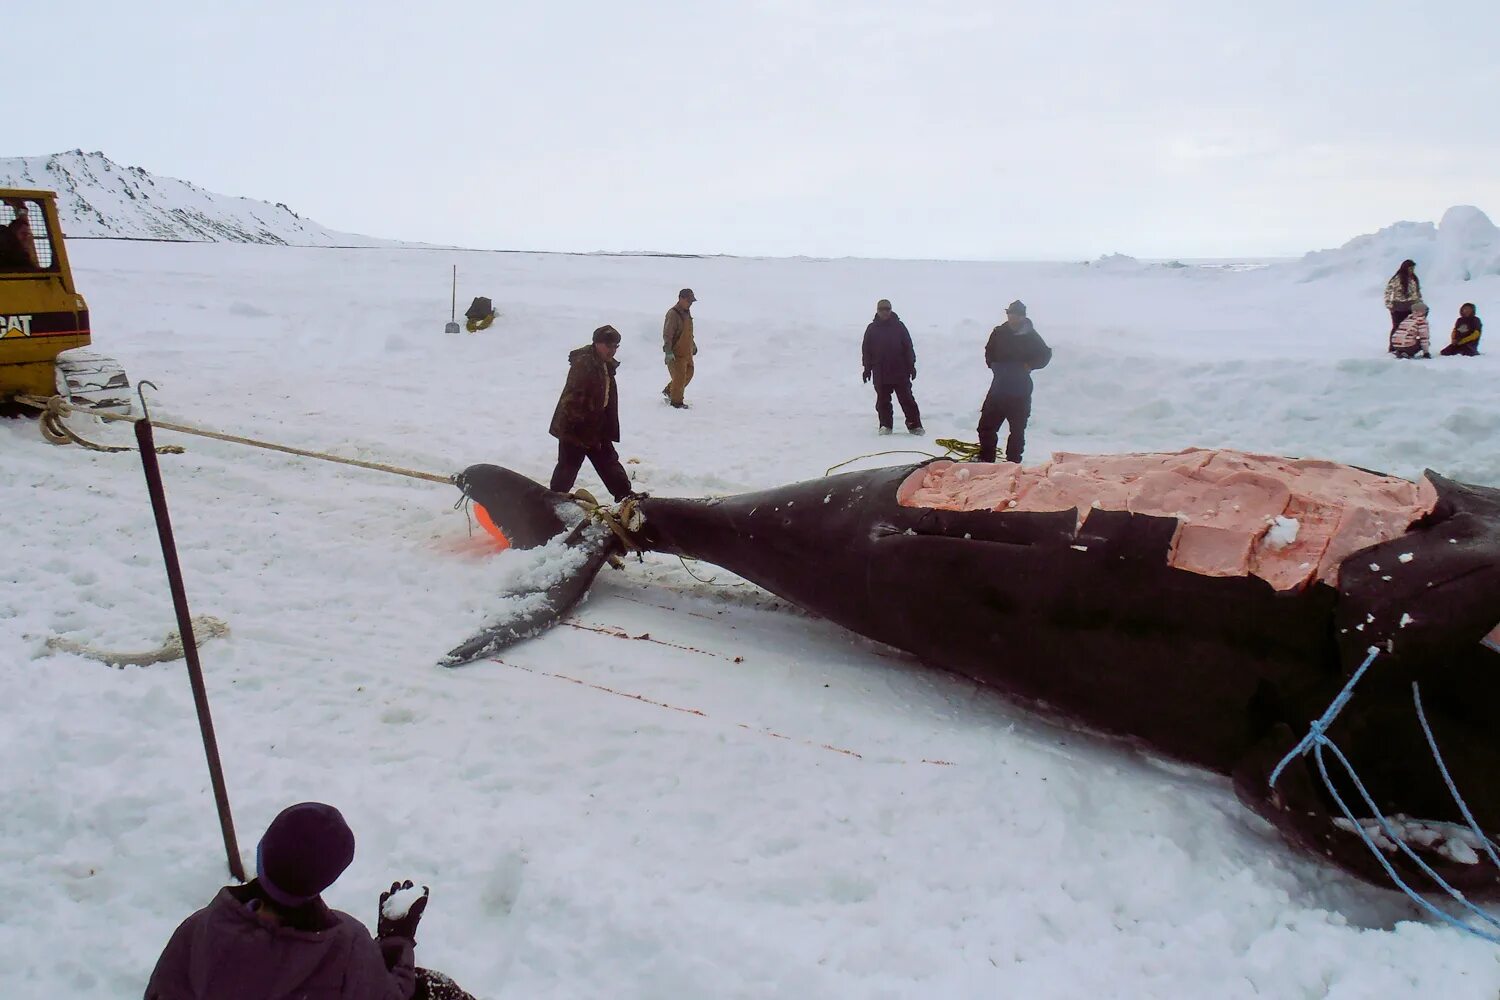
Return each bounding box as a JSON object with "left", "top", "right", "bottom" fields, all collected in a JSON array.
[{"left": 1385, "top": 259, "right": 1422, "bottom": 350}]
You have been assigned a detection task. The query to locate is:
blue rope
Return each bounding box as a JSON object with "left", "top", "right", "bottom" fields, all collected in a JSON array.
[
  {"left": 1316, "top": 737, "right": 1500, "bottom": 938},
  {"left": 1412, "top": 682, "right": 1500, "bottom": 870},
  {"left": 1268, "top": 647, "right": 1380, "bottom": 790},
  {"left": 1268, "top": 647, "right": 1500, "bottom": 943}
]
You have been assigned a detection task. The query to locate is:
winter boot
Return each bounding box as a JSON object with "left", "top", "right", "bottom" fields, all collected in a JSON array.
[
  {"left": 878, "top": 426, "right": 892, "bottom": 436},
  {"left": 908, "top": 425, "right": 925, "bottom": 436}
]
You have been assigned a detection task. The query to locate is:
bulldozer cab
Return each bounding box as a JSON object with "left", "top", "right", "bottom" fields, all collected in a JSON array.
[{"left": 1, "top": 189, "right": 129, "bottom": 412}]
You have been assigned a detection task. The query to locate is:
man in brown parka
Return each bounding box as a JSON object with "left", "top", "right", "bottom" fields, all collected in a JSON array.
[
  {"left": 662, "top": 288, "right": 697, "bottom": 408},
  {"left": 549, "top": 324, "right": 634, "bottom": 501}
]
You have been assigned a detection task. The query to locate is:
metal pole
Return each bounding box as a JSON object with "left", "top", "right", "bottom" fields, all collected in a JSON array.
[{"left": 133, "top": 383, "right": 245, "bottom": 882}]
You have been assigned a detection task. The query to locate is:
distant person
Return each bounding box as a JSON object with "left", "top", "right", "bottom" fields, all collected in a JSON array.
[
  {"left": 550, "top": 324, "right": 634, "bottom": 501},
  {"left": 662, "top": 288, "right": 697, "bottom": 409},
  {"left": 145, "top": 801, "right": 476, "bottom": 1000},
  {"left": 861, "top": 298, "right": 922, "bottom": 436},
  {"left": 1384, "top": 259, "right": 1422, "bottom": 350},
  {"left": 0, "top": 198, "right": 40, "bottom": 271},
  {"left": 1440, "top": 302, "right": 1483, "bottom": 357},
  {"left": 1390, "top": 301, "right": 1432, "bottom": 359},
  {"left": 976, "top": 300, "right": 1052, "bottom": 464}
]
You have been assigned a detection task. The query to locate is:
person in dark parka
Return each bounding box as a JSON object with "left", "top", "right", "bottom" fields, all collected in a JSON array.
[
  {"left": 1440, "top": 302, "right": 1483, "bottom": 356},
  {"left": 549, "top": 324, "right": 633, "bottom": 501},
  {"left": 144, "top": 802, "right": 477, "bottom": 1000},
  {"left": 862, "top": 298, "right": 923, "bottom": 435},
  {"left": 976, "top": 300, "right": 1052, "bottom": 464}
]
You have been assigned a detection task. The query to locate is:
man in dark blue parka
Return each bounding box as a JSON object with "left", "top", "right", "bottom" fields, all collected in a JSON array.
[
  {"left": 861, "top": 299, "right": 923, "bottom": 435},
  {"left": 977, "top": 300, "right": 1052, "bottom": 464}
]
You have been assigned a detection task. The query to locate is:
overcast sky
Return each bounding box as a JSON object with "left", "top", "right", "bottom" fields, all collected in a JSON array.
[{"left": 13, "top": 1, "right": 1500, "bottom": 259}]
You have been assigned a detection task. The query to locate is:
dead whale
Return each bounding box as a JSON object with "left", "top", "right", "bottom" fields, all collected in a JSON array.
[{"left": 446, "top": 449, "right": 1500, "bottom": 900}]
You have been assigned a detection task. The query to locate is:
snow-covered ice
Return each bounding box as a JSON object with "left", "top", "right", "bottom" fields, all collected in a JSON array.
[{"left": 3, "top": 237, "right": 1499, "bottom": 998}]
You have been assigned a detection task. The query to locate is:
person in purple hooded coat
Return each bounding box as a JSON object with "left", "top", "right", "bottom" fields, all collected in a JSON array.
[{"left": 144, "top": 802, "right": 474, "bottom": 1000}]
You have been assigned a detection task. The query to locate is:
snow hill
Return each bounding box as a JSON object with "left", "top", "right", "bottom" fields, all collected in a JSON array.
[
  {"left": 0, "top": 150, "right": 393, "bottom": 246},
  {"left": 1298, "top": 205, "right": 1500, "bottom": 285}
]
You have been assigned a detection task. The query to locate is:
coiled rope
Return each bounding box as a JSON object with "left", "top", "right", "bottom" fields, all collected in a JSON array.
[{"left": 35, "top": 395, "right": 183, "bottom": 454}]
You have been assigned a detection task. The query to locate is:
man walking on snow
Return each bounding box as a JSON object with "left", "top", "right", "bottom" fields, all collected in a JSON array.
[
  {"left": 976, "top": 300, "right": 1052, "bottom": 464},
  {"left": 662, "top": 288, "right": 697, "bottom": 409},
  {"left": 861, "top": 298, "right": 923, "bottom": 435},
  {"left": 549, "top": 325, "right": 634, "bottom": 501}
]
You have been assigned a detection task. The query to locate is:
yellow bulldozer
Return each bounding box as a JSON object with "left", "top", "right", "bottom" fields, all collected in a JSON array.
[{"left": 1, "top": 189, "right": 129, "bottom": 413}]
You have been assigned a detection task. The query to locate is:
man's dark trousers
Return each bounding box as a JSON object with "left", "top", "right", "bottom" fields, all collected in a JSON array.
[
  {"left": 550, "top": 440, "right": 632, "bottom": 500},
  {"left": 977, "top": 392, "right": 1031, "bottom": 464},
  {"left": 875, "top": 379, "right": 921, "bottom": 430}
]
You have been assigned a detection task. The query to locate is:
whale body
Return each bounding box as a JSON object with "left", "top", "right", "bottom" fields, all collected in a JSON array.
[{"left": 447, "top": 453, "right": 1500, "bottom": 898}]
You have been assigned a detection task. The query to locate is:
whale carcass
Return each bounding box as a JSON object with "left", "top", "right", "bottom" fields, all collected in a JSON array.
[{"left": 446, "top": 448, "right": 1500, "bottom": 898}]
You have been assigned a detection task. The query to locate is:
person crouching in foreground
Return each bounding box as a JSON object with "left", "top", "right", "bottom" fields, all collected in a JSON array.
[
  {"left": 1390, "top": 301, "right": 1432, "bottom": 359},
  {"left": 976, "top": 300, "right": 1052, "bottom": 464},
  {"left": 550, "top": 324, "right": 634, "bottom": 501},
  {"left": 144, "top": 801, "right": 475, "bottom": 1000},
  {"left": 1440, "top": 302, "right": 1483, "bottom": 357},
  {"left": 861, "top": 298, "right": 923, "bottom": 436}
]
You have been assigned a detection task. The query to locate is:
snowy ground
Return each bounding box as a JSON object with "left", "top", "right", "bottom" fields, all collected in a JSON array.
[{"left": 4, "top": 241, "right": 1499, "bottom": 998}]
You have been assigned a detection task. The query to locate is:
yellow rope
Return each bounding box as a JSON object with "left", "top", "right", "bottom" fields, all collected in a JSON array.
[
  {"left": 933, "top": 437, "right": 983, "bottom": 461},
  {"left": 823, "top": 439, "right": 983, "bottom": 476},
  {"left": 17, "top": 394, "right": 450, "bottom": 484},
  {"left": 568, "top": 489, "right": 644, "bottom": 553}
]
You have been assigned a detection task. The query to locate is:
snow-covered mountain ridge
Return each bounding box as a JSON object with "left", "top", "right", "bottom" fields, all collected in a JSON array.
[{"left": 0, "top": 150, "right": 394, "bottom": 246}]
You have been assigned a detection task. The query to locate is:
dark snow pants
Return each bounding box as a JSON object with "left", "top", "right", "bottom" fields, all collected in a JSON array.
[
  {"left": 550, "top": 440, "right": 632, "bottom": 501},
  {"left": 977, "top": 392, "right": 1031, "bottom": 464},
  {"left": 874, "top": 379, "right": 922, "bottom": 431}
]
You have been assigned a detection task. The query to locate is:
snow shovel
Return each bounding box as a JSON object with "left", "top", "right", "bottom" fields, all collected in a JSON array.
[{"left": 445, "top": 265, "right": 460, "bottom": 335}]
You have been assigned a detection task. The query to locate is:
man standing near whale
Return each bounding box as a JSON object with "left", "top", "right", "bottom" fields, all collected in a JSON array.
[
  {"left": 662, "top": 288, "right": 697, "bottom": 409},
  {"left": 861, "top": 298, "right": 923, "bottom": 436},
  {"left": 976, "top": 300, "right": 1052, "bottom": 464},
  {"left": 549, "top": 324, "right": 633, "bottom": 501}
]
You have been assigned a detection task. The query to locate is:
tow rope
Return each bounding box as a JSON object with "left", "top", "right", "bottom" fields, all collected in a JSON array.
[{"left": 18, "top": 394, "right": 452, "bottom": 485}]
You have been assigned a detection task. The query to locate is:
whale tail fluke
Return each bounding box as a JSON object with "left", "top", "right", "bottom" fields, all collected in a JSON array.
[{"left": 441, "top": 464, "right": 623, "bottom": 667}]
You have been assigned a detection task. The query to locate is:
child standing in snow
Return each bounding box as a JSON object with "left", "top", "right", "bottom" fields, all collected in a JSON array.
[
  {"left": 1390, "top": 301, "right": 1432, "bottom": 359},
  {"left": 1440, "top": 303, "right": 1483, "bottom": 357}
]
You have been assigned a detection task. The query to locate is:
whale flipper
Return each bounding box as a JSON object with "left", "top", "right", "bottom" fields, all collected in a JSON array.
[{"left": 442, "top": 465, "right": 623, "bottom": 667}]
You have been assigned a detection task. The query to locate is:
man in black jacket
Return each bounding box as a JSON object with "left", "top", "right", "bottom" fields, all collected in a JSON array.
[
  {"left": 861, "top": 299, "right": 923, "bottom": 435},
  {"left": 549, "top": 325, "right": 633, "bottom": 501},
  {"left": 977, "top": 300, "right": 1052, "bottom": 463}
]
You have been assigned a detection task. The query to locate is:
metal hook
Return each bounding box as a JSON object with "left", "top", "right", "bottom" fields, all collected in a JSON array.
[{"left": 136, "top": 380, "right": 158, "bottom": 422}]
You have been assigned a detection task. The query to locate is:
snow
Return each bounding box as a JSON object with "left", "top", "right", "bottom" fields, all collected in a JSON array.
[
  {"left": 1297, "top": 205, "right": 1500, "bottom": 286},
  {"left": 4, "top": 236, "right": 1500, "bottom": 997},
  {"left": 1263, "top": 515, "right": 1300, "bottom": 551},
  {"left": 382, "top": 884, "right": 426, "bottom": 922}
]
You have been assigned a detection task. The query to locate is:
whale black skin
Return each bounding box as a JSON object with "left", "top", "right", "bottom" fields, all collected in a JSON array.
[{"left": 451, "top": 461, "right": 1500, "bottom": 898}]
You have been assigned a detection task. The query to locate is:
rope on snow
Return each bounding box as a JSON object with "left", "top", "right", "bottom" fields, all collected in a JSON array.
[{"left": 45, "top": 615, "right": 230, "bottom": 667}]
